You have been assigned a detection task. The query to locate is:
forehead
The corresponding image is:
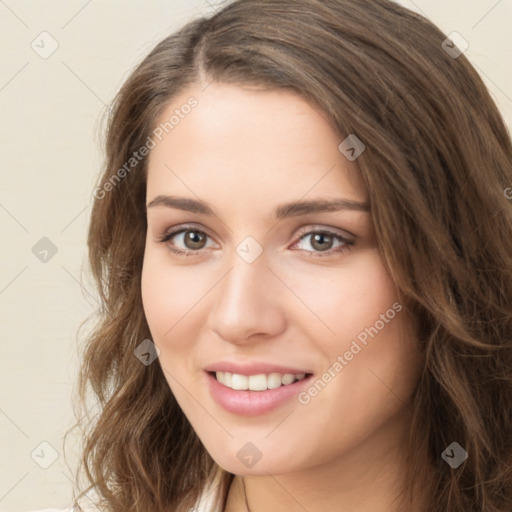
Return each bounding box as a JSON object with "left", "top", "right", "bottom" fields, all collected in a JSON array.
[{"left": 146, "top": 82, "right": 367, "bottom": 211}]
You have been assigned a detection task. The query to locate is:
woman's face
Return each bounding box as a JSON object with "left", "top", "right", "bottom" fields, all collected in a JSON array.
[{"left": 141, "top": 82, "right": 423, "bottom": 476}]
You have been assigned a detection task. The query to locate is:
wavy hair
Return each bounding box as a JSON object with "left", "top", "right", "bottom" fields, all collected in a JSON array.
[{"left": 68, "top": 1, "right": 512, "bottom": 511}]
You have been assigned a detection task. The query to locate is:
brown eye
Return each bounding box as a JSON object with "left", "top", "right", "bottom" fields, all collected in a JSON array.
[
  {"left": 182, "top": 230, "right": 208, "bottom": 250},
  {"left": 291, "top": 228, "right": 354, "bottom": 258},
  {"left": 309, "top": 233, "right": 334, "bottom": 252},
  {"left": 158, "top": 226, "right": 215, "bottom": 256}
]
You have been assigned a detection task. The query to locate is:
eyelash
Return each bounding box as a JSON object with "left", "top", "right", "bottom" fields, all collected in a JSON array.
[{"left": 157, "top": 224, "right": 355, "bottom": 259}]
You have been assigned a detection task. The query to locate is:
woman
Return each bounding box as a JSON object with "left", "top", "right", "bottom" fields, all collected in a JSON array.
[{"left": 34, "top": 0, "right": 512, "bottom": 510}]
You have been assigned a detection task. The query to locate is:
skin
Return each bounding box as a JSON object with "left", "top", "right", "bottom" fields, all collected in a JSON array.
[{"left": 141, "top": 81, "right": 426, "bottom": 512}]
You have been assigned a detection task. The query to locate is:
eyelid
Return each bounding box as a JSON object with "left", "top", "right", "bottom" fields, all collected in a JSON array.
[
  {"left": 293, "top": 224, "right": 355, "bottom": 241},
  {"left": 157, "top": 222, "right": 216, "bottom": 240}
]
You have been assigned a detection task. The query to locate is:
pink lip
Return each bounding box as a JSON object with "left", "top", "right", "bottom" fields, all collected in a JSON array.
[
  {"left": 205, "top": 371, "right": 314, "bottom": 416},
  {"left": 204, "top": 361, "right": 312, "bottom": 376}
]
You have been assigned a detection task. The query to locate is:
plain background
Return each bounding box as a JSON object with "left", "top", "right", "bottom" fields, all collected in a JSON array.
[{"left": 0, "top": 1, "right": 511, "bottom": 510}]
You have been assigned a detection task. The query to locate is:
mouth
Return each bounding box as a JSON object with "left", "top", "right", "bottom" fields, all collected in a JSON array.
[
  {"left": 208, "top": 370, "right": 312, "bottom": 391},
  {"left": 205, "top": 370, "right": 314, "bottom": 416}
]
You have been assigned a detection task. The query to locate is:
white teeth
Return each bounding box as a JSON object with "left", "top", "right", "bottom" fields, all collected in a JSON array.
[
  {"left": 214, "top": 371, "right": 308, "bottom": 391},
  {"left": 281, "top": 373, "right": 295, "bottom": 385},
  {"left": 231, "top": 373, "right": 248, "bottom": 390},
  {"left": 267, "top": 372, "right": 282, "bottom": 389},
  {"left": 249, "top": 374, "right": 267, "bottom": 391}
]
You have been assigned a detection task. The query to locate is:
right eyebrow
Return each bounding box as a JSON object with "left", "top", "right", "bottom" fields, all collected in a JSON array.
[{"left": 147, "top": 195, "right": 214, "bottom": 215}]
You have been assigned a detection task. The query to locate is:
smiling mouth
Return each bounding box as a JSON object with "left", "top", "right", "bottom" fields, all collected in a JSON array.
[{"left": 208, "top": 371, "right": 313, "bottom": 391}]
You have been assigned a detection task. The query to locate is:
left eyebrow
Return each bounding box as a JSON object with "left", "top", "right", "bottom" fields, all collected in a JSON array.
[
  {"left": 274, "top": 197, "right": 370, "bottom": 218},
  {"left": 146, "top": 195, "right": 370, "bottom": 219}
]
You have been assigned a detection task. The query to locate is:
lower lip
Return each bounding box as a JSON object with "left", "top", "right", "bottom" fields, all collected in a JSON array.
[{"left": 206, "top": 371, "right": 313, "bottom": 416}]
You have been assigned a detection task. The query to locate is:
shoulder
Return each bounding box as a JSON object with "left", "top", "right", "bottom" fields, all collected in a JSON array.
[
  {"left": 26, "top": 470, "right": 226, "bottom": 512},
  {"left": 25, "top": 498, "right": 218, "bottom": 512},
  {"left": 26, "top": 504, "right": 217, "bottom": 512},
  {"left": 26, "top": 509, "right": 75, "bottom": 512},
  {"left": 26, "top": 504, "right": 101, "bottom": 512},
  {"left": 191, "top": 466, "right": 226, "bottom": 512}
]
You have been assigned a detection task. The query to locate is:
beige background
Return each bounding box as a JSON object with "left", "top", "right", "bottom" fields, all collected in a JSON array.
[{"left": 0, "top": 1, "right": 510, "bottom": 510}]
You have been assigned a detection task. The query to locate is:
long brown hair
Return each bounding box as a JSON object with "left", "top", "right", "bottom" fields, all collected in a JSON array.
[{"left": 68, "top": 1, "right": 512, "bottom": 510}]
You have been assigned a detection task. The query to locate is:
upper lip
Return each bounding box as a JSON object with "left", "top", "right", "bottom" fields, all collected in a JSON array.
[{"left": 204, "top": 361, "right": 313, "bottom": 376}]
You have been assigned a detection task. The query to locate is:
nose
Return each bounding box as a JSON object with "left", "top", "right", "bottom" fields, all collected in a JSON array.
[{"left": 207, "top": 250, "right": 286, "bottom": 346}]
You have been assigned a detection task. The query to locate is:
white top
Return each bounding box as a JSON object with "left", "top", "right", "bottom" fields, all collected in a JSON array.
[
  {"left": 27, "top": 469, "right": 224, "bottom": 512},
  {"left": 27, "top": 497, "right": 216, "bottom": 512},
  {"left": 27, "top": 493, "right": 218, "bottom": 512}
]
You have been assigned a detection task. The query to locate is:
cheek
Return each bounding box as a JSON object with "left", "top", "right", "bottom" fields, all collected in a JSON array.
[
  {"left": 141, "top": 252, "right": 193, "bottom": 386},
  {"left": 342, "top": 265, "right": 400, "bottom": 341},
  {"left": 141, "top": 250, "right": 202, "bottom": 400},
  {"left": 141, "top": 248, "right": 209, "bottom": 344},
  {"left": 326, "top": 252, "right": 418, "bottom": 387},
  {"left": 290, "top": 249, "right": 400, "bottom": 343}
]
